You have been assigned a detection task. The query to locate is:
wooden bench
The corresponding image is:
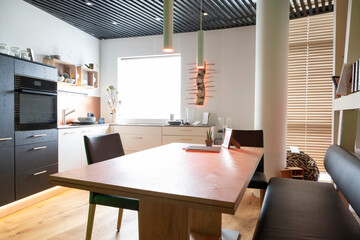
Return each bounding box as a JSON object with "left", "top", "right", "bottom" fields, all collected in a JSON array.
[{"left": 253, "top": 145, "right": 360, "bottom": 240}]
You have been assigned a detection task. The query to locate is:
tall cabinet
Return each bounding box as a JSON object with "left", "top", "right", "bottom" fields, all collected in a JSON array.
[{"left": 0, "top": 55, "right": 15, "bottom": 206}]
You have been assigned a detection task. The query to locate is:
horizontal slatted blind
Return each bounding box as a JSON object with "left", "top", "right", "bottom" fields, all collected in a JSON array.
[{"left": 287, "top": 13, "right": 334, "bottom": 172}]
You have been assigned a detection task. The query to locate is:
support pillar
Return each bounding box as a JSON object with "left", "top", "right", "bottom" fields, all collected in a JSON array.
[{"left": 254, "top": 0, "right": 289, "bottom": 179}]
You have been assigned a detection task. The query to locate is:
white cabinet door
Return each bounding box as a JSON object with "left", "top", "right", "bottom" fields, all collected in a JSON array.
[
  {"left": 58, "top": 128, "right": 82, "bottom": 172},
  {"left": 80, "top": 126, "right": 109, "bottom": 166}
]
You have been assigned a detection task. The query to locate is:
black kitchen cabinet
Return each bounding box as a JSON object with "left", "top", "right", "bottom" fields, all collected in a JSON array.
[
  {"left": 0, "top": 147, "right": 15, "bottom": 206},
  {"left": 14, "top": 59, "right": 57, "bottom": 81},
  {"left": 0, "top": 55, "right": 14, "bottom": 148}
]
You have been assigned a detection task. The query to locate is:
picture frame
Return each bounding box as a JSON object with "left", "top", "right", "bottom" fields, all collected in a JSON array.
[{"left": 222, "top": 128, "right": 233, "bottom": 148}]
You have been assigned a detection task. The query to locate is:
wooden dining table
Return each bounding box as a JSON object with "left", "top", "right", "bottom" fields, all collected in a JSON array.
[{"left": 49, "top": 143, "right": 263, "bottom": 240}]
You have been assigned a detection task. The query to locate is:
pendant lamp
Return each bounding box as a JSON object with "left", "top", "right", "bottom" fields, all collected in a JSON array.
[
  {"left": 197, "top": 0, "right": 204, "bottom": 69},
  {"left": 163, "top": 0, "right": 174, "bottom": 53}
]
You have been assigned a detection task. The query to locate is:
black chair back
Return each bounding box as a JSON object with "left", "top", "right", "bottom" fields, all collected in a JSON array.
[
  {"left": 84, "top": 133, "right": 125, "bottom": 165},
  {"left": 232, "top": 130, "right": 264, "bottom": 172}
]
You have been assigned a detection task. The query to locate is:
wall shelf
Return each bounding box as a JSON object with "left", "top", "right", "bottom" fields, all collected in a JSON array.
[
  {"left": 333, "top": 91, "right": 360, "bottom": 111},
  {"left": 43, "top": 59, "right": 76, "bottom": 80},
  {"left": 76, "top": 66, "right": 98, "bottom": 88}
]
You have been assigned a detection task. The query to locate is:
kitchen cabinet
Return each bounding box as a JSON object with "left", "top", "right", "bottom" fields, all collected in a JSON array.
[
  {"left": 58, "top": 126, "right": 109, "bottom": 172},
  {"left": 14, "top": 59, "right": 57, "bottom": 81},
  {"left": 0, "top": 55, "right": 14, "bottom": 148},
  {"left": 15, "top": 129, "right": 58, "bottom": 200},
  {"left": 162, "top": 126, "right": 209, "bottom": 145},
  {"left": 58, "top": 128, "right": 82, "bottom": 172},
  {"left": 0, "top": 147, "right": 15, "bottom": 206},
  {"left": 112, "top": 126, "right": 162, "bottom": 154}
]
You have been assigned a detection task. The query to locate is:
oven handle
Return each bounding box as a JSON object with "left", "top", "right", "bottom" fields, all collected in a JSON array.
[{"left": 17, "top": 89, "right": 57, "bottom": 96}]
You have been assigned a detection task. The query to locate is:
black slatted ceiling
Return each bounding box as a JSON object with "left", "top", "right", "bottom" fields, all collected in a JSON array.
[{"left": 23, "top": 0, "right": 333, "bottom": 39}]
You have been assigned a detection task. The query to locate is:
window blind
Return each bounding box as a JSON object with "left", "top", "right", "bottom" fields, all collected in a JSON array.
[{"left": 287, "top": 13, "right": 334, "bottom": 172}]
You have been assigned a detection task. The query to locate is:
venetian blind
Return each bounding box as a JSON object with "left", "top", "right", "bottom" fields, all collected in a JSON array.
[{"left": 287, "top": 12, "right": 334, "bottom": 172}]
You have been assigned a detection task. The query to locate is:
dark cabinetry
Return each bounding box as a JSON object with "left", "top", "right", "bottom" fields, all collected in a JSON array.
[
  {"left": 0, "top": 147, "right": 15, "bottom": 206},
  {"left": 0, "top": 55, "right": 14, "bottom": 148},
  {"left": 15, "top": 59, "right": 57, "bottom": 81},
  {"left": 15, "top": 129, "right": 58, "bottom": 200},
  {"left": 0, "top": 55, "right": 15, "bottom": 206}
]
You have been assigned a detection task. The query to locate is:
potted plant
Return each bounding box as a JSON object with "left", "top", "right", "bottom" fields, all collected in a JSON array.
[{"left": 205, "top": 128, "right": 213, "bottom": 147}]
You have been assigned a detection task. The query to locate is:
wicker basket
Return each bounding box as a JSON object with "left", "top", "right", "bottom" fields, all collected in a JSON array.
[{"left": 286, "top": 151, "right": 320, "bottom": 181}]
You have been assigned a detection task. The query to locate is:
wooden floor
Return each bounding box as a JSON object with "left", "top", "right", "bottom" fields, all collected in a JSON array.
[{"left": 0, "top": 189, "right": 260, "bottom": 240}]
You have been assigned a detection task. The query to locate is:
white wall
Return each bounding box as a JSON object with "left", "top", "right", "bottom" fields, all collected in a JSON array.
[
  {"left": 0, "top": 0, "right": 100, "bottom": 96},
  {"left": 100, "top": 26, "right": 256, "bottom": 130}
]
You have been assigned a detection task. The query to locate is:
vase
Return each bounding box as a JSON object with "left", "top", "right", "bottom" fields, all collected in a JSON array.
[
  {"left": 111, "top": 112, "right": 118, "bottom": 123},
  {"left": 205, "top": 139, "right": 213, "bottom": 147}
]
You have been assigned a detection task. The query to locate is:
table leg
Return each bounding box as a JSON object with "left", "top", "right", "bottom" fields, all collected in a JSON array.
[
  {"left": 139, "top": 199, "right": 190, "bottom": 240},
  {"left": 190, "top": 208, "right": 222, "bottom": 237}
]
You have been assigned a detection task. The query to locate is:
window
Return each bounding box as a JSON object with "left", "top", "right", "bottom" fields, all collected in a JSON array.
[
  {"left": 287, "top": 13, "right": 334, "bottom": 172},
  {"left": 118, "top": 54, "right": 181, "bottom": 121}
]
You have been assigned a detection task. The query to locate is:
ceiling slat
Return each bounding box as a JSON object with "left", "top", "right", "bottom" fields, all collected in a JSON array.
[{"left": 23, "top": 0, "right": 334, "bottom": 39}]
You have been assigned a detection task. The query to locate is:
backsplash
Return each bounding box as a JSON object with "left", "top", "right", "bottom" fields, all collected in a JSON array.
[{"left": 57, "top": 92, "right": 100, "bottom": 125}]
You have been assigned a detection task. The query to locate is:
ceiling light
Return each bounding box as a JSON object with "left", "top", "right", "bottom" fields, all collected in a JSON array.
[
  {"left": 155, "top": 17, "right": 161, "bottom": 21},
  {"left": 203, "top": 12, "right": 208, "bottom": 16},
  {"left": 86, "top": 2, "right": 92, "bottom": 6},
  {"left": 112, "top": 21, "right": 117, "bottom": 25},
  {"left": 163, "top": 0, "right": 174, "bottom": 53}
]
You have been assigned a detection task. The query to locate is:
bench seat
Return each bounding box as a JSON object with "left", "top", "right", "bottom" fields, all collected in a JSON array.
[{"left": 253, "top": 177, "right": 360, "bottom": 240}]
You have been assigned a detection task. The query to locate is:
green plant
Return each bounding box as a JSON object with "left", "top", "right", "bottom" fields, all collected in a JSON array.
[{"left": 206, "top": 128, "right": 212, "bottom": 140}]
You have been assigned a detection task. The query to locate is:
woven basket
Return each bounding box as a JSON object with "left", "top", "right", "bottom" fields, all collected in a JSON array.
[{"left": 286, "top": 151, "right": 320, "bottom": 181}]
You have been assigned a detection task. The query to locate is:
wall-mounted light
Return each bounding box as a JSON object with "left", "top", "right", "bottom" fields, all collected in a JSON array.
[
  {"left": 163, "top": 0, "right": 174, "bottom": 53},
  {"left": 197, "top": 0, "right": 205, "bottom": 69}
]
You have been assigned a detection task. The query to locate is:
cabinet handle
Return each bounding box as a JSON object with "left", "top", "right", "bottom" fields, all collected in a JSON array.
[
  {"left": 180, "top": 130, "right": 192, "bottom": 132},
  {"left": 64, "top": 131, "right": 76, "bottom": 135},
  {"left": 32, "top": 146, "right": 47, "bottom": 151},
  {"left": 32, "top": 134, "right": 47, "bottom": 138},
  {"left": 180, "top": 139, "right": 193, "bottom": 141},
  {"left": 0, "top": 137, "right": 12, "bottom": 141},
  {"left": 133, "top": 137, "right": 143, "bottom": 139},
  {"left": 33, "top": 170, "right": 47, "bottom": 176}
]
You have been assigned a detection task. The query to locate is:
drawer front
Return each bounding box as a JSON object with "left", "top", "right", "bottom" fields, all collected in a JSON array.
[
  {"left": 113, "top": 126, "right": 161, "bottom": 135},
  {"left": 15, "top": 141, "right": 58, "bottom": 173},
  {"left": 16, "top": 164, "right": 58, "bottom": 200},
  {"left": 162, "top": 136, "right": 205, "bottom": 145},
  {"left": 162, "top": 127, "right": 208, "bottom": 136},
  {"left": 15, "top": 59, "right": 57, "bottom": 81},
  {"left": 0, "top": 146, "right": 15, "bottom": 206},
  {"left": 121, "top": 133, "right": 162, "bottom": 151},
  {"left": 15, "top": 129, "right": 58, "bottom": 146}
]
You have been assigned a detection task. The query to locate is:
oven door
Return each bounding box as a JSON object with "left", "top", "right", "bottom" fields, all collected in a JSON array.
[{"left": 15, "top": 89, "right": 57, "bottom": 131}]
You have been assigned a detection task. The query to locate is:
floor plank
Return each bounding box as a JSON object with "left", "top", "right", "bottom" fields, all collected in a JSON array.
[{"left": 0, "top": 189, "right": 260, "bottom": 240}]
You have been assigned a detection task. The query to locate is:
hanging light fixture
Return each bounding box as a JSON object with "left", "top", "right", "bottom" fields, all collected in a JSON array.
[
  {"left": 163, "top": 0, "right": 174, "bottom": 53},
  {"left": 197, "top": 0, "right": 204, "bottom": 69}
]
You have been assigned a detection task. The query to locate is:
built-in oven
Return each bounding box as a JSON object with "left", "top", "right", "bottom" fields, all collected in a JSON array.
[{"left": 15, "top": 75, "right": 57, "bottom": 131}]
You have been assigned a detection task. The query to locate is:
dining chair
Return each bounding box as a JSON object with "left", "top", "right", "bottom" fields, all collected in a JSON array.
[
  {"left": 231, "top": 130, "right": 268, "bottom": 206},
  {"left": 83, "top": 133, "right": 139, "bottom": 240}
]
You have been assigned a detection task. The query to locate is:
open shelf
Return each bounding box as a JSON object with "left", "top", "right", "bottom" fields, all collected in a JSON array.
[
  {"left": 76, "top": 66, "right": 98, "bottom": 89},
  {"left": 334, "top": 91, "right": 360, "bottom": 111},
  {"left": 43, "top": 58, "right": 77, "bottom": 81}
]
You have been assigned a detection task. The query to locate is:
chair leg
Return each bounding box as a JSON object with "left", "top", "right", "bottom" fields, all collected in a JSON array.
[
  {"left": 259, "top": 189, "right": 266, "bottom": 208},
  {"left": 86, "top": 204, "right": 96, "bottom": 240},
  {"left": 117, "top": 208, "right": 124, "bottom": 231}
]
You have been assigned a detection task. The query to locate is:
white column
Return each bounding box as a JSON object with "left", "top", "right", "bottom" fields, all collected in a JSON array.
[{"left": 255, "top": 0, "right": 289, "bottom": 179}]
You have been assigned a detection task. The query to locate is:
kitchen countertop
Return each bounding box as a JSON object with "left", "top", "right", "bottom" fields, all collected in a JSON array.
[
  {"left": 110, "top": 123, "right": 213, "bottom": 127},
  {"left": 57, "top": 124, "right": 109, "bottom": 129}
]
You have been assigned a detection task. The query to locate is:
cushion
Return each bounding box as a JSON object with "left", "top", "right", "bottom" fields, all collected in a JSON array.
[
  {"left": 253, "top": 178, "right": 360, "bottom": 240},
  {"left": 90, "top": 192, "right": 139, "bottom": 211}
]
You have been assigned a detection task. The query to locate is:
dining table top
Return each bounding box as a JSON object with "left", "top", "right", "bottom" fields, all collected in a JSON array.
[{"left": 49, "top": 143, "right": 264, "bottom": 214}]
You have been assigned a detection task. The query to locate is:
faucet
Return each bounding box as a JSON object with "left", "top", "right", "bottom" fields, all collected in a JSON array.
[{"left": 62, "top": 109, "right": 75, "bottom": 125}]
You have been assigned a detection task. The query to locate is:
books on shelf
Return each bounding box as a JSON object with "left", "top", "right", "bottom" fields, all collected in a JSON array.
[{"left": 337, "top": 58, "right": 360, "bottom": 96}]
